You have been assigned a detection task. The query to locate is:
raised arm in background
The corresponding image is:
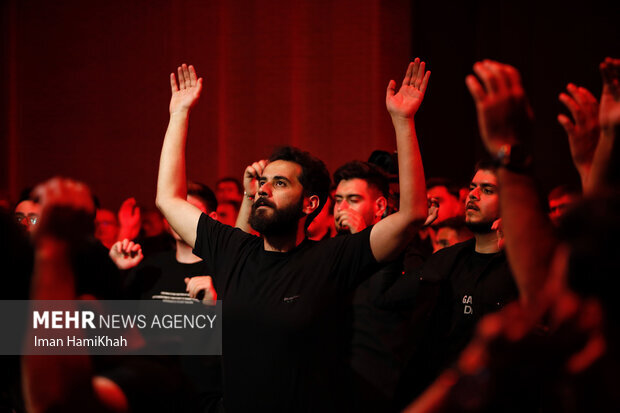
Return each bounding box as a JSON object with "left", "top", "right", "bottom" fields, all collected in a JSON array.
[
  {"left": 22, "top": 178, "right": 127, "bottom": 413},
  {"left": 155, "top": 64, "right": 204, "bottom": 248},
  {"left": 557, "top": 83, "right": 600, "bottom": 190},
  {"left": 465, "top": 60, "right": 557, "bottom": 305},
  {"left": 369, "top": 58, "right": 430, "bottom": 262},
  {"left": 588, "top": 57, "right": 620, "bottom": 193}
]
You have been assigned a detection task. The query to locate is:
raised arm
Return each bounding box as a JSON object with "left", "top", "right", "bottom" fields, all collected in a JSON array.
[
  {"left": 370, "top": 59, "right": 430, "bottom": 262},
  {"left": 155, "top": 64, "right": 204, "bottom": 248},
  {"left": 587, "top": 57, "right": 620, "bottom": 193},
  {"left": 465, "top": 60, "right": 557, "bottom": 305},
  {"left": 23, "top": 178, "right": 127, "bottom": 413},
  {"left": 557, "top": 83, "right": 600, "bottom": 190}
]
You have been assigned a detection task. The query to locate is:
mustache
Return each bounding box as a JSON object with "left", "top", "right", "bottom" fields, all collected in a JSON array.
[
  {"left": 253, "top": 198, "right": 276, "bottom": 209},
  {"left": 466, "top": 201, "right": 479, "bottom": 211}
]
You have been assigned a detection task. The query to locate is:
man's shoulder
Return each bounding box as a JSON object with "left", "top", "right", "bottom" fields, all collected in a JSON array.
[
  {"left": 311, "top": 226, "right": 373, "bottom": 249},
  {"left": 431, "top": 238, "right": 476, "bottom": 260},
  {"left": 420, "top": 239, "right": 476, "bottom": 280}
]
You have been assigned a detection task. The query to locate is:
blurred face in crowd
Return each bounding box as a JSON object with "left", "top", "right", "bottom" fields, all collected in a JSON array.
[
  {"left": 334, "top": 178, "right": 386, "bottom": 234},
  {"left": 217, "top": 202, "right": 239, "bottom": 227},
  {"left": 216, "top": 180, "right": 243, "bottom": 203},
  {"left": 549, "top": 193, "right": 579, "bottom": 226},
  {"left": 427, "top": 185, "right": 461, "bottom": 225},
  {"left": 433, "top": 227, "right": 460, "bottom": 252},
  {"left": 465, "top": 169, "right": 499, "bottom": 233},
  {"left": 14, "top": 200, "right": 41, "bottom": 233},
  {"left": 141, "top": 210, "right": 165, "bottom": 238},
  {"left": 94, "top": 209, "right": 119, "bottom": 248}
]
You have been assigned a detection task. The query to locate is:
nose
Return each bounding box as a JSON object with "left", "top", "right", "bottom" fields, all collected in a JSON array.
[
  {"left": 468, "top": 187, "right": 479, "bottom": 201},
  {"left": 336, "top": 199, "right": 349, "bottom": 212},
  {"left": 258, "top": 181, "right": 271, "bottom": 197}
]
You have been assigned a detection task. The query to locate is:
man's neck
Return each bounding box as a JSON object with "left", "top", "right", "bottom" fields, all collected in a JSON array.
[
  {"left": 263, "top": 222, "right": 306, "bottom": 252},
  {"left": 175, "top": 240, "right": 202, "bottom": 263},
  {"left": 474, "top": 231, "right": 500, "bottom": 254}
]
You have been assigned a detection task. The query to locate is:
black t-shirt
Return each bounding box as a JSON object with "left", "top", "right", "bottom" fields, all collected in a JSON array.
[
  {"left": 421, "top": 239, "right": 518, "bottom": 371},
  {"left": 122, "top": 251, "right": 223, "bottom": 413},
  {"left": 192, "top": 213, "right": 379, "bottom": 412},
  {"left": 125, "top": 250, "right": 212, "bottom": 301}
]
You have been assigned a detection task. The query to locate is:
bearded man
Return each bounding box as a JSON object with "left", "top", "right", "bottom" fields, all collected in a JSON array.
[{"left": 156, "top": 60, "right": 430, "bottom": 412}]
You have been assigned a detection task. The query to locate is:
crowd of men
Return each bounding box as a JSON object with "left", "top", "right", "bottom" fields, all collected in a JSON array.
[{"left": 2, "top": 56, "right": 619, "bottom": 413}]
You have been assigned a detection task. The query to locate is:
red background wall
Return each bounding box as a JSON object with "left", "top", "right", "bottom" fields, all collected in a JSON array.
[
  {"left": 1, "top": 0, "right": 618, "bottom": 211},
  {"left": 1, "top": 0, "right": 412, "bottom": 210}
]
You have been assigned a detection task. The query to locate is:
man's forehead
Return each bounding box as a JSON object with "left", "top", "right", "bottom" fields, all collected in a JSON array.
[
  {"left": 262, "top": 160, "right": 302, "bottom": 181},
  {"left": 428, "top": 185, "right": 454, "bottom": 199},
  {"left": 15, "top": 200, "right": 40, "bottom": 214},
  {"left": 336, "top": 178, "right": 370, "bottom": 195},
  {"left": 471, "top": 169, "right": 498, "bottom": 185}
]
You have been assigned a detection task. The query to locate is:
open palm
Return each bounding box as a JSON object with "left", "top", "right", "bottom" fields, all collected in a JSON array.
[
  {"left": 386, "top": 58, "right": 430, "bottom": 118},
  {"left": 169, "top": 63, "right": 203, "bottom": 115}
]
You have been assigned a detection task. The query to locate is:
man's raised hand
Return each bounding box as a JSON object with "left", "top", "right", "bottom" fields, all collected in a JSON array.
[
  {"left": 169, "top": 64, "right": 203, "bottom": 115},
  {"left": 465, "top": 60, "right": 533, "bottom": 156},
  {"left": 558, "top": 84, "right": 599, "bottom": 186},
  {"left": 109, "top": 239, "right": 143, "bottom": 270},
  {"left": 386, "top": 58, "right": 431, "bottom": 119},
  {"left": 243, "top": 160, "right": 269, "bottom": 199}
]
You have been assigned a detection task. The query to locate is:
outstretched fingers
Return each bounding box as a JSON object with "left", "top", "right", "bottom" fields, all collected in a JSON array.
[
  {"left": 557, "top": 113, "right": 575, "bottom": 136},
  {"left": 411, "top": 58, "right": 421, "bottom": 85},
  {"left": 401, "top": 62, "right": 414, "bottom": 87},
  {"left": 465, "top": 74, "right": 486, "bottom": 103},
  {"left": 559, "top": 91, "right": 584, "bottom": 124},
  {"left": 413, "top": 61, "right": 426, "bottom": 88},
  {"left": 177, "top": 66, "right": 185, "bottom": 90},
  {"left": 473, "top": 61, "right": 498, "bottom": 94},
  {"left": 386, "top": 79, "right": 397, "bottom": 99},
  {"left": 170, "top": 73, "right": 179, "bottom": 93},
  {"left": 189, "top": 65, "right": 198, "bottom": 87},
  {"left": 419, "top": 71, "right": 431, "bottom": 95}
]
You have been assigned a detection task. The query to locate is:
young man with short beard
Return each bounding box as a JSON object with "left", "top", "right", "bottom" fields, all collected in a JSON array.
[
  {"left": 397, "top": 161, "right": 518, "bottom": 403},
  {"left": 156, "top": 60, "right": 430, "bottom": 411}
]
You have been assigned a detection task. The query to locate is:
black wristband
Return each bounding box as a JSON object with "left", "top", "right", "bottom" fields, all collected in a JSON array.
[{"left": 494, "top": 144, "right": 532, "bottom": 173}]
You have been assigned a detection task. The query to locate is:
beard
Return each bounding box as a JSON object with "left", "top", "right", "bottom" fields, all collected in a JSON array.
[
  {"left": 249, "top": 196, "right": 304, "bottom": 236},
  {"left": 465, "top": 219, "right": 494, "bottom": 234}
]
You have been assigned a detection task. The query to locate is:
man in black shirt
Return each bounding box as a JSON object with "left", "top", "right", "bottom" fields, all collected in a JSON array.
[
  {"left": 333, "top": 160, "right": 438, "bottom": 412},
  {"left": 400, "top": 163, "right": 518, "bottom": 401},
  {"left": 156, "top": 60, "right": 431, "bottom": 411}
]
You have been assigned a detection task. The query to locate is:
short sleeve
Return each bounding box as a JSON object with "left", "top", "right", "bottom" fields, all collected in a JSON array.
[
  {"left": 192, "top": 213, "right": 257, "bottom": 276},
  {"left": 320, "top": 226, "right": 380, "bottom": 292}
]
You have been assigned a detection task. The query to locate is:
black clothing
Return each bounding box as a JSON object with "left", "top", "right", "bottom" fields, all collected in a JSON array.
[
  {"left": 135, "top": 232, "right": 175, "bottom": 258},
  {"left": 123, "top": 251, "right": 223, "bottom": 413},
  {"left": 192, "top": 213, "right": 379, "bottom": 412},
  {"left": 125, "top": 250, "right": 212, "bottom": 301},
  {"left": 394, "top": 239, "right": 518, "bottom": 408},
  {"left": 347, "top": 260, "right": 410, "bottom": 413},
  {"left": 421, "top": 239, "right": 518, "bottom": 368}
]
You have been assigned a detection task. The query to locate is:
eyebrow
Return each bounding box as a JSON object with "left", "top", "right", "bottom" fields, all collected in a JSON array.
[
  {"left": 259, "top": 175, "right": 292, "bottom": 183},
  {"left": 335, "top": 193, "right": 363, "bottom": 198},
  {"left": 470, "top": 182, "right": 497, "bottom": 189}
]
